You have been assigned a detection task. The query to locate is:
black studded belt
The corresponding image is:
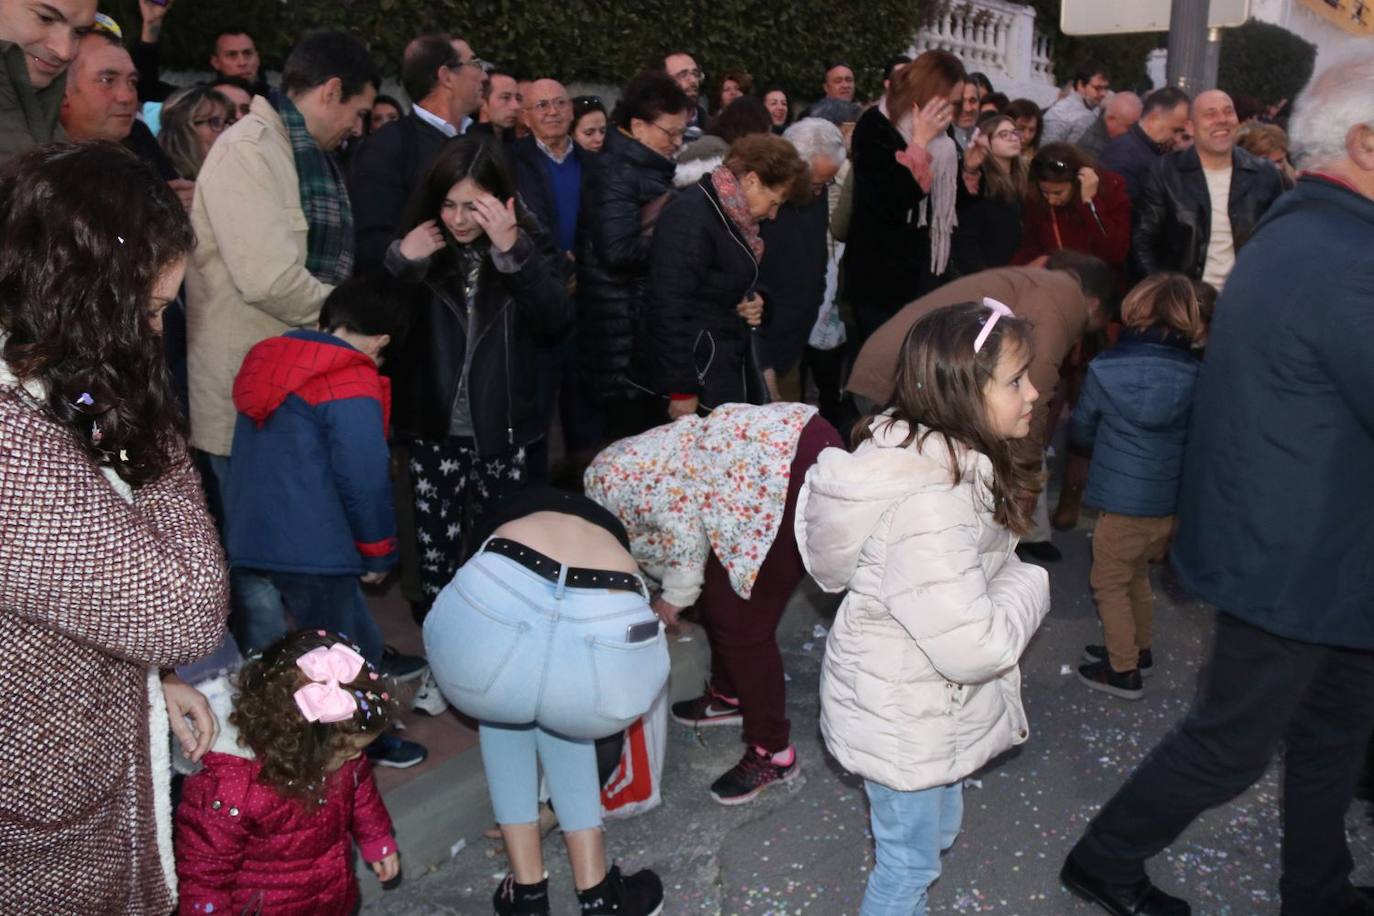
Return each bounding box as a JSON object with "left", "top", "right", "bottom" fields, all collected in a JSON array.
[{"left": 483, "top": 538, "right": 648, "bottom": 598}]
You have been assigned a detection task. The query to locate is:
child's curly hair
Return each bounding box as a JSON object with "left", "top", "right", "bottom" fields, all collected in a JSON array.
[{"left": 231, "top": 630, "right": 398, "bottom": 806}]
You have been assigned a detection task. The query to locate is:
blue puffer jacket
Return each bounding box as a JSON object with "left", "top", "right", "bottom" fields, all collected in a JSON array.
[
  {"left": 226, "top": 330, "right": 397, "bottom": 576},
  {"left": 1070, "top": 329, "right": 1200, "bottom": 517}
]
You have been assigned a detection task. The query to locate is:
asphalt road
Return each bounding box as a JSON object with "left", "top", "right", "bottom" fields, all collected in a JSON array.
[{"left": 366, "top": 523, "right": 1374, "bottom": 915}]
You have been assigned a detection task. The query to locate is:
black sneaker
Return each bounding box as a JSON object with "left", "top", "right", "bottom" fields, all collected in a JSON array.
[
  {"left": 381, "top": 646, "right": 429, "bottom": 683},
  {"left": 1016, "top": 540, "right": 1063, "bottom": 563},
  {"left": 1077, "top": 660, "right": 1145, "bottom": 701},
  {"left": 709, "top": 745, "right": 799, "bottom": 806},
  {"left": 1082, "top": 644, "right": 1154, "bottom": 677},
  {"left": 670, "top": 688, "right": 742, "bottom": 728},
  {"left": 493, "top": 873, "right": 551, "bottom": 915},
  {"left": 577, "top": 864, "right": 663, "bottom": 916},
  {"left": 366, "top": 733, "right": 429, "bottom": 769}
]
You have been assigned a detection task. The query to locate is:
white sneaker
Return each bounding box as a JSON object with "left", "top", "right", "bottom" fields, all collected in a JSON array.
[{"left": 411, "top": 669, "right": 448, "bottom": 716}]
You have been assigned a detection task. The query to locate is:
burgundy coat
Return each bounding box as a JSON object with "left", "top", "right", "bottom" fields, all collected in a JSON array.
[
  {"left": 175, "top": 752, "right": 396, "bottom": 915},
  {"left": 1012, "top": 168, "right": 1132, "bottom": 277}
]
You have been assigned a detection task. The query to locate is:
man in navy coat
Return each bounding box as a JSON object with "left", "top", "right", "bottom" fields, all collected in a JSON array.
[{"left": 1063, "top": 52, "right": 1374, "bottom": 916}]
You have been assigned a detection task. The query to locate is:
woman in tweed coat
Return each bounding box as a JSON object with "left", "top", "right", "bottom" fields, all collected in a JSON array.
[{"left": 0, "top": 143, "right": 229, "bottom": 914}]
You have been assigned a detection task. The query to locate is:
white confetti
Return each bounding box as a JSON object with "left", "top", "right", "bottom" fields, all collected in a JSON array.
[
  {"left": 1060, "top": 664, "right": 1072, "bottom": 675},
  {"left": 812, "top": 623, "right": 829, "bottom": 638},
  {"left": 449, "top": 838, "right": 466, "bottom": 858},
  {"left": 802, "top": 642, "right": 814, "bottom": 652}
]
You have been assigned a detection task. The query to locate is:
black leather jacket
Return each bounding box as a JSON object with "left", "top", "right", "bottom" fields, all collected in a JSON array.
[
  {"left": 384, "top": 222, "right": 572, "bottom": 455},
  {"left": 575, "top": 130, "right": 677, "bottom": 402},
  {"left": 1131, "top": 146, "right": 1285, "bottom": 281}
]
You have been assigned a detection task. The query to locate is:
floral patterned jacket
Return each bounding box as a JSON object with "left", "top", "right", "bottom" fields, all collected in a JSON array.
[{"left": 585, "top": 402, "right": 817, "bottom": 607}]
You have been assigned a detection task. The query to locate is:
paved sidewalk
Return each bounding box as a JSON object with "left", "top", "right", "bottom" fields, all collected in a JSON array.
[{"left": 365, "top": 525, "right": 1374, "bottom": 914}]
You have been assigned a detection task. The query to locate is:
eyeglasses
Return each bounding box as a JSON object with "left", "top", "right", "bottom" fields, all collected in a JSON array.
[
  {"left": 647, "top": 121, "right": 687, "bottom": 142},
  {"left": 811, "top": 178, "right": 836, "bottom": 195},
  {"left": 448, "top": 57, "right": 490, "bottom": 74},
  {"left": 672, "top": 68, "right": 705, "bottom": 83},
  {"left": 192, "top": 116, "right": 231, "bottom": 132},
  {"left": 528, "top": 98, "right": 571, "bottom": 113}
]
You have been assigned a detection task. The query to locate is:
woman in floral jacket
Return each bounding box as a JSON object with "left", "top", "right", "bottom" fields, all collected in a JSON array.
[{"left": 586, "top": 402, "right": 841, "bottom": 806}]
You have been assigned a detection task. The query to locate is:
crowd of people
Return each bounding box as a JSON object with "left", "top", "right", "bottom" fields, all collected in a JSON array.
[{"left": 2, "top": 1, "right": 1374, "bottom": 915}]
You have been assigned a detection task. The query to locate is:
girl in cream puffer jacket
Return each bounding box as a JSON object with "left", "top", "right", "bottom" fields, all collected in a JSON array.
[{"left": 796, "top": 300, "right": 1051, "bottom": 916}]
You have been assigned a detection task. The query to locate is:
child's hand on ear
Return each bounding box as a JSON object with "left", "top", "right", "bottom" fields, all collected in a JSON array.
[{"left": 371, "top": 851, "right": 400, "bottom": 883}]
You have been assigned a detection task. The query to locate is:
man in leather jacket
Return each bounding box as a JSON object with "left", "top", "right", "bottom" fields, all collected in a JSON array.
[{"left": 1131, "top": 90, "right": 1285, "bottom": 291}]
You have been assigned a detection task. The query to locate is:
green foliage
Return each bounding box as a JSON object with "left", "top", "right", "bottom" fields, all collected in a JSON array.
[
  {"left": 1021, "top": 0, "right": 1160, "bottom": 91},
  {"left": 1218, "top": 18, "right": 1315, "bottom": 106},
  {"left": 105, "top": 0, "right": 927, "bottom": 103}
]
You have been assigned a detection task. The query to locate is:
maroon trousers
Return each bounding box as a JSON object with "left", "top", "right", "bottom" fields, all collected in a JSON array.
[{"left": 697, "top": 415, "right": 844, "bottom": 753}]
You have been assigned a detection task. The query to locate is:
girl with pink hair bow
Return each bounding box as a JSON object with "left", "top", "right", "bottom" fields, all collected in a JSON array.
[{"left": 174, "top": 630, "right": 401, "bottom": 915}]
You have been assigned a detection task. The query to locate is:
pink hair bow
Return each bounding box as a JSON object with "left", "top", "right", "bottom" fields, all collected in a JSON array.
[
  {"left": 973, "top": 297, "right": 1015, "bottom": 354},
  {"left": 293, "top": 643, "right": 366, "bottom": 723}
]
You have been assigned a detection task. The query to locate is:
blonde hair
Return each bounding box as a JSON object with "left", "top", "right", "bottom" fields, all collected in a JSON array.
[{"left": 1119, "top": 273, "right": 1210, "bottom": 343}]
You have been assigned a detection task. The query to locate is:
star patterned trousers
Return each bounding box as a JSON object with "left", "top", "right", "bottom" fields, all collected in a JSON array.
[{"left": 409, "top": 436, "right": 529, "bottom": 605}]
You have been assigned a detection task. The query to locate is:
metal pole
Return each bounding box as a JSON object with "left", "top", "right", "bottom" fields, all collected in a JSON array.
[
  {"left": 1166, "top": 0, "right": 1211, "bottom": 92},
  {"left": 1203, "top": 26, "right": 1222, "bottom": 89}
]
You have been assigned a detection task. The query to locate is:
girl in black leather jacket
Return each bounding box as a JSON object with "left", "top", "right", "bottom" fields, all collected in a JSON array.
[{"left": 386, "top": 135, "right": 572, "bottom": 605}]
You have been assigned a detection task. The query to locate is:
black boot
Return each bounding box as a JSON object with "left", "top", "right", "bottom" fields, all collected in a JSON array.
[
  {"left": 493, "top": 873, "right": 550, "bottom": 916},
  {"left": 1060, "top": 854, "right": 1190, "bottom": 915},
  {"left": 577, "top": 864, "right": 664, "bottom": 916}
]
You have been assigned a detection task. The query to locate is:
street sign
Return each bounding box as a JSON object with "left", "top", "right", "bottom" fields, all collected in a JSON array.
[{"left": 1061, "top": 0, "right": 1251, "bottom": 35}]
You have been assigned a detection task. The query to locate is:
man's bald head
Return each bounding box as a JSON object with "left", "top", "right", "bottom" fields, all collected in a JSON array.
[
  {"left": 1103, "top": 91, "right": 1142, "bottom": 139},
  {"left": 524, "top": 77, "right": 572, "bottom": 148},
  {"left": 1192, "top": 89, "right": 1239, "bottom": 161}
]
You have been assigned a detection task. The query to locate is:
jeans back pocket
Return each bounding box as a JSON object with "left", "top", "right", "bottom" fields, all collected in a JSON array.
[{"left": 586, "top": 629, "right": 670, "bottom": 729}]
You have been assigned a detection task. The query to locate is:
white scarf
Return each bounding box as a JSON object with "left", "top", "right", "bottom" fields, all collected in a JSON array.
[{"left": 878, "top": 96, "right": 960, "bottom": 276}]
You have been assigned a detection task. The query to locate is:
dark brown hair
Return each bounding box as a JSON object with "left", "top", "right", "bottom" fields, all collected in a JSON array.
[
  {"left": 724, "top": 133, "right": 810, "bottom": 204},
  {"left": 0, "top": 142, "right": 193, "bottom": 487},
  {"left": 1028, "top": 142, "right": 1097, "bottom": 207},
  {"left": 886, "top": 50, "right": 967, "bottom": 126},
  {"left": 854, "top": 301, "right": 1041, "bottom": 534},
  {"left": 232, "top": 630, "right": 397, "bottom": 806},
  {"left": 1004, "top": 98, "right": 1044, "bottom": 150},
  {"left": 713, "top": 68, "right": 754, "bottom": 112}
]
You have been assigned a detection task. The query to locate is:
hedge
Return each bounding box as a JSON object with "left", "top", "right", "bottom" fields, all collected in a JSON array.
[
  {"left": 1218, "top": 18, "right": 1316, "bottom": 107},
  {"left": 105, "top": 0, "right": 931, "bottom": 104}
]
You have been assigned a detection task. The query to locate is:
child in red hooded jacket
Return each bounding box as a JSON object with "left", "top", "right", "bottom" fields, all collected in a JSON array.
[{"left": 176, "top": 629, "right": 400, "bottom": 915}]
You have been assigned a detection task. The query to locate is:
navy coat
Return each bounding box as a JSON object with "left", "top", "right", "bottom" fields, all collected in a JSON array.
[
  {"left": 1171, "top": 176, "right": 1374, "bottom": 648},
  {"left": 1070, "top": 329, "right": 1200, "bottom": 518}
]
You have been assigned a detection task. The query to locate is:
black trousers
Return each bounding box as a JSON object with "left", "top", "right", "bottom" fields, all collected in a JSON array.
[{"left": 1071, "top": 612, "right": 1374, "bottom": 915}]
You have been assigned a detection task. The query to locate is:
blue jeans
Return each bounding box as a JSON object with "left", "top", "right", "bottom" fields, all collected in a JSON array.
[
  {"left": 202, "top": 453, "right": 288, "bottom": 654},
  {"left": 861, "top": 780, "right": 964, "bottom": 916},
  {"left": 423, "top": 547, "right": 668, "bottom": 832},
  {"left": 262, "top": 572, "right": 384, "bottom": 667}
]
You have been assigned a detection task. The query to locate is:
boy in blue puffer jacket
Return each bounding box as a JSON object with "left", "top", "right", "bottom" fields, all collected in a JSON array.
[
  {"left": 227, "top": 276, "right": 428, "bottom": 766},
  {"left": 1070, "top": 274, "right": 1213, "bottom": 700}
]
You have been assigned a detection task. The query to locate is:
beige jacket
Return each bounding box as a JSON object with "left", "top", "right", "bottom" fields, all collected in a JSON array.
[
  {"left": 186, "top": 96, "right": 333, "bottom": 455},
  {"left": 846, "top": 267, "right": 1092, "bottom": 453},
  {"left": 797, "top": 417, "right": 1049, "bottom": 792}
]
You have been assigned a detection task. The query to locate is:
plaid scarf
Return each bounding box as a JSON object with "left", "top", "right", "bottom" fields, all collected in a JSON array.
[{"left": 273, "top": 94, "right": 354, "bottom": 285}]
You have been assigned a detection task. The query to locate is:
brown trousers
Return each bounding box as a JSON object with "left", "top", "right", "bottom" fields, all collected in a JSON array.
[{"left": 1090, "top": 512, "right": 1174, "bottom": 672}]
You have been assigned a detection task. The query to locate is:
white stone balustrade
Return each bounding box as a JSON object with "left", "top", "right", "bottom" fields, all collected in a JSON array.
[{"left": 909, "top": 0, "right": 1060, "bottom": 105}]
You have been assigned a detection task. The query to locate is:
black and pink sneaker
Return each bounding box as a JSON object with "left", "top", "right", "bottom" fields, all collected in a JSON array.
[
  {"left": 671, "top": 687, "right": 742, "bottom": 728},
  {"left": 709, "top": 745, "right": 799, "bottom": 805}
]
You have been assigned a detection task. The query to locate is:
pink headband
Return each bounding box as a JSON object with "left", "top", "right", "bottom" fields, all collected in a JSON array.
[
  {"left": 293, "top": 643, "right": 366, "bottom": 723},
  {"left": 973, "top": 297, "right": 1015, "bottom": 354}
]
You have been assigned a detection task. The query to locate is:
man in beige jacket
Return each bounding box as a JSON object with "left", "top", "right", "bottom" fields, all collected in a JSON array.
[
  {"left": 186, "top": 30, "right": 376, "bottom": 653},
  {"left": 187, "top": 31, "right": 376, "bottom": 466},
  {"left": 847, "top": 251, "right": 1113, "bottom": 560}
]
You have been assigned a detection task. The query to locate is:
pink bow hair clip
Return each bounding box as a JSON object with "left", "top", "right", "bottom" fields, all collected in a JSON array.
[
  {"left": 973, "top": 297, "right": 1015, "bottom": 354},
  {"left": 293, "top": 643, "right": 366, "bottom": 723}
]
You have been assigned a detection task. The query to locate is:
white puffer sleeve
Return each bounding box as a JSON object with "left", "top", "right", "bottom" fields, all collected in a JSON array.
[{"left": 878, "top": 487, "right": 1050, "bottom": 684}]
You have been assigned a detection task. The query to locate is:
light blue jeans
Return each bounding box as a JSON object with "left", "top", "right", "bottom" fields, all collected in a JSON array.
[
  {"left": 423, "top": 547, "right": 668, "bottom": 831},
  {"left": 861, "top": 779, "right": 965, "bottom": 916}
]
